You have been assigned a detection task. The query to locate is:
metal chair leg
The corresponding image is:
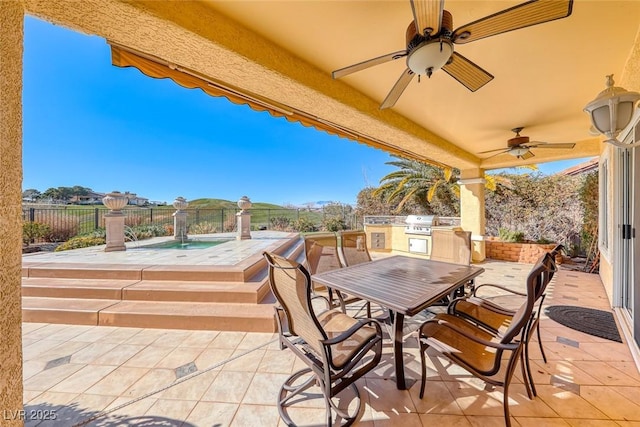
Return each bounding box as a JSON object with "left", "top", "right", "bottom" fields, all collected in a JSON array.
[{"left": 536, "top": 322, "right": 547, "bottom": 364}]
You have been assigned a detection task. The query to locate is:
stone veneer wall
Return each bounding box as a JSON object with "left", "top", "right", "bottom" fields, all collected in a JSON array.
[
  {"left": 0, "top": 1, "right": 25, "bottom": 423},
  {"left": 485, "top": 240, "right": 557, "bottom": 264}
]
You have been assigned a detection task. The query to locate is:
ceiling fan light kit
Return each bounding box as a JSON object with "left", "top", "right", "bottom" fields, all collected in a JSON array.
[
  {"left": 478, "top": 126, "right": 576, "bottom": 160},
  {"left": 584, "top": 74, "right": 640, "bottom": 148},
  {"left": 407, "top": 40, "right": 453, "bottom": 77},
  {"left": 332, "top": 0, "right": 574, "bottom": 109},
  {"left": 509, "top": 146, "right": 532, "bottom": 158}
]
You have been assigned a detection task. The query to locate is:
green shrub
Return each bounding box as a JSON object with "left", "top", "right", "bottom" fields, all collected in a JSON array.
[
  {"left": 269, "top": 216, "right": 291, "bottom": 231},
  {"left": 485, "top": 173, "right": 581, "bottom": 248},
  {"left": 536, "top": 237, "right": 553, "bottom": 244},
  {"left": 292, "top": 217, "right": 317, "bottom": 232},
  {"left": 579, "top": 171, "right": 598, "bottom": 256},
  {"left": 323, "top": 217, "right": 346, "bottom": 232},
  {"left": 498, "top": 228, "right": 525, "bottom": 243},
  {"left": 84, "top": 228, "right": 106, "bottom": 238},
  {"left": 130, "top": 224, "right": 170, "bottom": 240},
  {"left": 41, "top": 217, "right": 79, "bottom": 242},
  {"left": 54, "top": 235, "right": 106, "bottom": 251},
  {"left": 223, "top": 215, "right": 236, "bottom": 232},
  {"left": 189, "top": 221, "right": 218, "bottom": 234},
  {"left": 22, "top": 222, "right": 51, "bottom": 245}
]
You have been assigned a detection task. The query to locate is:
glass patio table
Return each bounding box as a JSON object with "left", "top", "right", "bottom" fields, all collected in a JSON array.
[{"left": 312, "top": 255, "right": 485, "bottom": 390}]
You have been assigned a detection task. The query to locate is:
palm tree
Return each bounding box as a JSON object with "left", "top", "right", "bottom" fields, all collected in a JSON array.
[
  {"left": 374, "top": 158, "right": 459, "bottom": 215},
  {"left": 374, "top": 156, "right": 535, "bottom": 215}
]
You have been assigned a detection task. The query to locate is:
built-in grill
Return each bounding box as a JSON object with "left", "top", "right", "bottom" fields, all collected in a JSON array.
[{"left": 404, "top": 215, "right": 439, "bottom": 235}]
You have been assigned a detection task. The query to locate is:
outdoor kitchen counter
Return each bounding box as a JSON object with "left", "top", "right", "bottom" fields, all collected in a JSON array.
[{"left": 364, "top": 224, "right": 461, "bottom": 257}]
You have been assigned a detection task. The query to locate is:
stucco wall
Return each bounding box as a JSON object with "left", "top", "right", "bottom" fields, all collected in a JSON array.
[
  {"left": 459, "top": 171, "right": 487, "bottom": 262},
  {"left": 0, "top": 1, "right": 25, "bottom": 423},
  {"left": 599, "top": 254, "right": 614, "bottom": 304}
]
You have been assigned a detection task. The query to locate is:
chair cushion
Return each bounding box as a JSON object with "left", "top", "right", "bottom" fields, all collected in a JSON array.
[
  {"left": 318, "top": 309, "right": 378, "bottom": 368},
  {"left": 421, "top": 314, "right": 503, "bottom": 374},
  {"left": 453, "top": 298, "right": 514, "bottom": 334}
]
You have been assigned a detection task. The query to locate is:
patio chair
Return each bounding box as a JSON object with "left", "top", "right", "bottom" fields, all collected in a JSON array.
[
  {"left": 451, "top": 245, "right": 562, "bottom": 360},
  {"left": 304, "top": 232, "right": 370, "bottom": 317},
  {"left": 447, "top": 249, "right": 559, "bottom": 396},
  {"left": 338, "top": 230, "right": 372, "bottom": 267},
  {"left": 417, "top": 258, "right": 550, "bottom": 427},
  {"left": 429, "top": 229, "right": 473, "bottom": 302},
  {"left": 337, "top": 230, "right": 376, "bottom": 318},
  {"left": 263, "top": 252, "right": 383, "bottom": 427}
]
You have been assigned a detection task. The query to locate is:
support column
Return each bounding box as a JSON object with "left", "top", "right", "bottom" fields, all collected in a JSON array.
[
  {"left": 0, "top": 1, "right": 25, "bottom": 424},
  {"left": 459, "top": 169, "right": 486, "bottom": 262}
]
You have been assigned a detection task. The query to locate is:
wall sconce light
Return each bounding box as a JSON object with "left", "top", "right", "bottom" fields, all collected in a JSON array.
[{"left": 584, "top": 74, "right": 640, "bottom": 148}]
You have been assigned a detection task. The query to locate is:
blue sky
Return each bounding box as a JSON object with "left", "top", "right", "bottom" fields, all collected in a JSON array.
[{"left": 22, "top": 17, "right": 591, "bottom": 206}]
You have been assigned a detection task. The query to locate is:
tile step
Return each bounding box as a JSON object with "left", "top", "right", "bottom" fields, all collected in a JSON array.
[
  {"left": 22, "top": 297, "right": 276, "bottom": 332},
  {"left": 20, "top": 237, "right": 301, "bottom": 332},
  {"left": 22, "top": 276, "right": 271, "bottom": 304}
]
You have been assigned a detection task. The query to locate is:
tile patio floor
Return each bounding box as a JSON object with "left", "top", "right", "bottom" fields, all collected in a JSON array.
[{"left": 20, "top": 260, "right": 640, "bottom": 426}]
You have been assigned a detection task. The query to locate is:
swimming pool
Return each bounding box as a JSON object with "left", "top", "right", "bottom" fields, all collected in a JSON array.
[{"left": 139, "top": 239, "right": 231, "bottom": 250}]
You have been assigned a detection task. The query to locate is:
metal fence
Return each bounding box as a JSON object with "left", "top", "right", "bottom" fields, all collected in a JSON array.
[{"left": 22, "top": 206, "right": 363, "bottom": 241}]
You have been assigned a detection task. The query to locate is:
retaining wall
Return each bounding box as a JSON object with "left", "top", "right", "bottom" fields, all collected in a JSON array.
[{"left": 485, "top": 239, "right": 557, "bottom": 264}]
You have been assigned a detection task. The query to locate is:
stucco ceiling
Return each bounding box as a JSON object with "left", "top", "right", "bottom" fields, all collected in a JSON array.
[
  {"left": 204, "top": 0, "right": 640, "bottom": 169},
  {"left": 25, "top": 0, "right": 640, "bottom": 171}
]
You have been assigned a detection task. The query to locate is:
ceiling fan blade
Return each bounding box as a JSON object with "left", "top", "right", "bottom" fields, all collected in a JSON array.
[
  {"left": 410, "top": 0, "right": 445, "bottom": 36},
  {"left": 452, "top": 0, "right": 573, "bottom": 45},
  {"left": 481, "top": 149, "right": 510, "bottom": 160},
  {"left": 519, "top": 150, "right": 535, "bottom": 160},
  {"left": 380, "top": 68, "right": 415, "bottom": 109},
  {"left": 478, "top": 147, "right": 510, "bottom": 154},
  {"left": 332, "top": 51, "right": 407, "bottom": 79},
  {"left": 527, "top": 142, "right": 576, "bottom": 149},
  {"left": 442, "top": 52, "right": 494, "bottom": 92}
]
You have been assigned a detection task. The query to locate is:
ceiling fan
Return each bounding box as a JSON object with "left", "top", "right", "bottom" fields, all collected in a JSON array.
[
  {"left": 479, "top": 127, "right": 576, "bottom": 160},
  {"left": 332, "top": 0, "right": 573, "bottom": 109}
]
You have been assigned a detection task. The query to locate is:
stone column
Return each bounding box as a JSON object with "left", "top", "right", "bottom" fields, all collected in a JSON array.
[
  {"left": 236, "top": 196, "right": 252, "bottom": 240},
  {"left": 172, "top": 197, "right": 189, "bottom": 241},
  {"left": 459, "top": 169, "right": 486, "bottom": 262},
  {"left": 103, "top": 191, "right": 128, "bottom": 252},
  {"left": 0, "top": 2, "right": 25, "bottom": 424}
]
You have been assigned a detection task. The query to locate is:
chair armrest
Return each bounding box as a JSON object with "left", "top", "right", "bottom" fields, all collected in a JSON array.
[
  {"left": 419, "top": 318, "right": 518, "bottom": 351},
  {"left": 473, "top": 283, "right": 527, "bottom": 297},
  {"left": 322, "top": 318, "right": 382, "bottom": 346},
  {"left": 448, "top": 295, "right": 516, "bottom": 317}
]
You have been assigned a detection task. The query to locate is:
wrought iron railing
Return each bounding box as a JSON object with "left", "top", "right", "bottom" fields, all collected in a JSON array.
[{"left": 22, "top": 205, "right": 362, "bottom": 242}]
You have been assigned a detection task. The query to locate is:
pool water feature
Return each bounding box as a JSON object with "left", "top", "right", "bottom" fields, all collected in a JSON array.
[{"left": 140, "top": 239, "right": 231, "bottom": 250}]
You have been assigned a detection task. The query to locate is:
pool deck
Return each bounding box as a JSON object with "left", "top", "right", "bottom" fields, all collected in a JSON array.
[{"left": 23, "top": 231, "right": 299, "bottom": 267}]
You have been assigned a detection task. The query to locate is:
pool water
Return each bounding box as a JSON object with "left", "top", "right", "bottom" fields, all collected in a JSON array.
[{"left": 140, "top": 239, "right": 230, "bottom": 250}]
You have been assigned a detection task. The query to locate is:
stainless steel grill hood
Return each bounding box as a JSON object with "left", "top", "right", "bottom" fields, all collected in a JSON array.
[{"left": 405, "top": 215, "right": 439, "bottom": 235}]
